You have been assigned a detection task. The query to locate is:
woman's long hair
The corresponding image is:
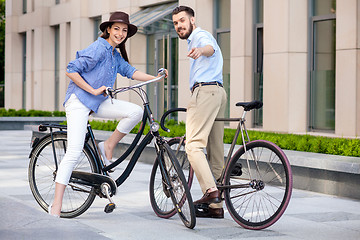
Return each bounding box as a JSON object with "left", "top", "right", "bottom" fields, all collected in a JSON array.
[{"left": 100, "top": 23, "right": 130, "bottom": 63}]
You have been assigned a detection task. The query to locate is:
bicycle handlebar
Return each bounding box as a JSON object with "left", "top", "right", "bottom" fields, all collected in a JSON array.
[
  {"left": 160, "top": 107, "right": 187, "bottom": 132},
  {"left": 159, "top": 100, "right": 263, "bottom": 132},
  {"left": 106, "top": 68, "right": 166, "bottom": 98}
]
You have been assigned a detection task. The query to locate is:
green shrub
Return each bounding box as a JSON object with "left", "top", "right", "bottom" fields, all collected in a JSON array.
[
  {"left": 53, "top": 111, "right": 66, "bottom": 117},
  {"left": 11, "top": 109, "right": 359, "bottom": 158},
  {"left": 0, "top": 108, "right": 65, "bottom": 117},
  {"left": 88, "top": 118, "right": 186, "bottom": 138},
  {"left": 86, "top": 119, "right": 360, "bottom": 157}
]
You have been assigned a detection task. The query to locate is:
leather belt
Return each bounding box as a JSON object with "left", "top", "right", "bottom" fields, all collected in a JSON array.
[{"left": 191, "top": 81, "right": 223, "bottom": 93}]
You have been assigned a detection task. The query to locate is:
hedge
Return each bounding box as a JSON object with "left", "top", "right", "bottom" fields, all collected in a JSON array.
[
  {"left": 5, "top": 108, "right": 358, "bottom": 158},
  {"left": 88, "top": 119, "right": 360, "bottom": 158},
  {"left": 0, "top": 108, "right": 65, "bottom": 117}
]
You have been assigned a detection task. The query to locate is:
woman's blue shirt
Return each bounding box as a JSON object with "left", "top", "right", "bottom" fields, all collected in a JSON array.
[{"left": 64, "top": 37, "right": 136, "bottom": 113}]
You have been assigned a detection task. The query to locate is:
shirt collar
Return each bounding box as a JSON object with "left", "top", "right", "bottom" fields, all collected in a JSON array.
[
  {"left": 187, "top": 27, "right": 201, "bottom": 44},
  {"left": 98, "top": 37, "right": 113, "bottom": 50}
]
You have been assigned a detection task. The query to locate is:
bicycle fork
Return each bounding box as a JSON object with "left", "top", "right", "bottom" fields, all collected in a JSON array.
[{"left": 155, "top": 142, "right": 173, "bottom": 199}]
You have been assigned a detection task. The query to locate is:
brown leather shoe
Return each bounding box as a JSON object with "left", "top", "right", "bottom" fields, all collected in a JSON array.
[
  {"left": 194, "top": 190, "right": 221, "bottom": 205},
  {"left": 195, "top": 207, "right": 224, "bottom": 219}
]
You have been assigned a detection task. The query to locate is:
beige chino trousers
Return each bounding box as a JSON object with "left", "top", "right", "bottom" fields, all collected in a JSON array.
[{"left": 185, "top": 84, "right": 227, "bottom": 207}]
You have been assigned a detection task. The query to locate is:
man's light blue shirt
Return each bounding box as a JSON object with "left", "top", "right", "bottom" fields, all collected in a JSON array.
[
  {"left": 64, "top": 37, "right": 137, "bottom": 113},
  {"left": 187, "top": 27, "right": 223, "bottom": 90}
]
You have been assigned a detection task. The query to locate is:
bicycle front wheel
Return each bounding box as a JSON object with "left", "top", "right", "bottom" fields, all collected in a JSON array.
[
  {"left": 149, "top": 137, "right": 194, "bottom": 219},
  {"left": 28, "top": 133, "right": 98, "bottom": 218},
  {"left": 224, "top": 140, "right": 292, "bottom": 230},
  {"left": 158, "top": 142, "right": 196, "bottom": 229}
]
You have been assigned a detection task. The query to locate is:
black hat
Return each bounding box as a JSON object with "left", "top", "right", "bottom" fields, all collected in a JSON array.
[{"left": 100, "top": 11, "right": 138, "bottom": 38}]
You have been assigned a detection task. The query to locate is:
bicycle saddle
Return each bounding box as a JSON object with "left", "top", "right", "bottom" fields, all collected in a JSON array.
[{"left": 236, "top": 100, "right": 263, "bottom": 111}]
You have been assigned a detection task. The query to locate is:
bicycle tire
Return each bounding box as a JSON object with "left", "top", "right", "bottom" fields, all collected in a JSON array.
[
  {"left": 159, "top": 142, "right": 196, "bottom": 229},
  {"left": 149, "top": 137, "right": 194, "bottom": 218},
  {"left": 223, "top": 140, "right": 293, "bottom": 230},
  {"left": 28, "top": 133, "right": 98, "bottom": 218}
]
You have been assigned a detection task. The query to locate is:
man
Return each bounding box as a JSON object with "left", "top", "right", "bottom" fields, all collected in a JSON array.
[{"left": 172, "top": 6, "right": 227, "bottom": 218}]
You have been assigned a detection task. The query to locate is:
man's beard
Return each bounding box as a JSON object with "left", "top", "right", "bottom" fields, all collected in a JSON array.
[{"left": 177, "top": 23, "right": 193, "bottom": 40}]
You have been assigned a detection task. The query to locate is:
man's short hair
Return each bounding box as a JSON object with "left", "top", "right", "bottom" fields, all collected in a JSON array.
[{"left": 172, "top": 5, "right": 195, "bottom": 17}]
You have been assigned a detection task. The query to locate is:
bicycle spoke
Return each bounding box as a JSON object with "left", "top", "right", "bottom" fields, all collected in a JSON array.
[
  {"left": 149, "top": 138, "right": 194, "bottom": 222},
  {"left": 160, "top": 143, "right": 195, "bottom": 228},
  {"left": 29, "top": 134, "right": 97, "bottom": 218},
  {"left": 224, "top": 140, "right": 292, "bottom": 230}
]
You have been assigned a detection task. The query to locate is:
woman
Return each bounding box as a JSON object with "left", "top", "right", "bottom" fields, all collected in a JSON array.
[{"left": 49, "top": 11, "right": 167, "bottom": 217}]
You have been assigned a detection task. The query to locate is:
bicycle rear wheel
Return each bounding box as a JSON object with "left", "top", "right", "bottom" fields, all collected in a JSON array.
[
  {"left": 28, "top": 133, "right": 98, "bottom": 218},
  {"left": 223, "top": 140, "right": 292, "bottom": 230},
  {"left": 158, "top": 142, "right": 196, "bottom": 229},
  {"left": 149, "top": 137, "right": 193, "bottom": 218}
]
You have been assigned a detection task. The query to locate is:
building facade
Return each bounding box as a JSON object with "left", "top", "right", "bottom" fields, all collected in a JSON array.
[{"left": 5, "top": 0, "right": 360, "bottom": 138}]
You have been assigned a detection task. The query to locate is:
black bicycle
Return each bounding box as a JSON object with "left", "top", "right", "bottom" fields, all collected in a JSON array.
[
  {"left": 28, "top": 69, "right": 196, "bottom": 229},
  {"left": 149, "top": 101, "right": 293, "bottom": 230}
]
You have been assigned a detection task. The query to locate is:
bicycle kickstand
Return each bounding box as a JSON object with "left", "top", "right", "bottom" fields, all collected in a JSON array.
[{"left": 101, "top": 182, "right": 116, "bottom": 213}]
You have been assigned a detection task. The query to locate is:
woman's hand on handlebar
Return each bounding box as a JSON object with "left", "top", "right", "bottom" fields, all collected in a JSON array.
[
  {"left": 157, "top": 68, "right": 168, "bottom": 78},
  {"left": 92, "top": 86, "right": 108, "bottom": 96},
  {"left": 105, "top": 68, "right": 169, "bottom": 100},
  {"left": 66, "top": 72, "right": 108, "bottom": 97},
  {"left": 131, "top": 68, "right": 168, "bottom": 82}
]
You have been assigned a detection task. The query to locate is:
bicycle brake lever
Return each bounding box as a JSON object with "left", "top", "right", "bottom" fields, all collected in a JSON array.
[{"left": 106, "top": 87, "right": 114, "bottom": 104}]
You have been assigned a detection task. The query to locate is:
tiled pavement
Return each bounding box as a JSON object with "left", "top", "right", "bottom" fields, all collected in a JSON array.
[{"left": 0, "top": 130, "right": 359, "bottom": 240}]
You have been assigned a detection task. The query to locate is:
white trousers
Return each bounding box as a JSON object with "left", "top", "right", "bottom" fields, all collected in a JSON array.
[{"left": 55, "top": 94, "right": 143, "bottom": 185}]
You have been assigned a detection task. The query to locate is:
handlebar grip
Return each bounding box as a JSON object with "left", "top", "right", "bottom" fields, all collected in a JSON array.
[
  {"left": 106, "top": 87, "right": 115, "bottom": 98},
  {"left": 160, "top": 108, "right": 187, "bottom": 132},
  {"left": 158, "top": 68, "right": 166, "bottom": 76}
]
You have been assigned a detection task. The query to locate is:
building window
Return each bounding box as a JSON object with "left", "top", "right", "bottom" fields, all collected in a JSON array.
[
  {"left": 22, "top": 33, "right": 27, "bottom": 108},
  {"left": 215, "top": 0, "right": 230, "bottom": 118},
  {"left": 23, "top": 0, "right": 27, "bottom": 14},
  {"left": 93, "top": 16, "right": 101, "bottom": 40},
  {"left": 146, "top": 34, "right": 178, "bottom": 120},
  {"left": 54, "top": 25, "right": 60, "bottom": 110},
  {"left": 309, "top": 0, "right": 336, "bottom": 131},
  {"left": 130, "top": 3, "right": 178, "bottom": 120},
  {"left": 253, "top": 0, "right": 264, "bottom": 127}
]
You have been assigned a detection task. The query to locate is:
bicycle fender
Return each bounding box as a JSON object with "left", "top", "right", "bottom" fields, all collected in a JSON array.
[{"left": 28, "top": 131, "right": 66, "bottom": 159}]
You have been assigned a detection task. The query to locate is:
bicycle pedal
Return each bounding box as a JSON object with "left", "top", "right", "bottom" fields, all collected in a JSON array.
[
  {"left": 195, "top": 205, "right": 210, "bottom": 215},
  {"left": 194, "top": 203, "right": 209, "bottom": 210},
  {"left": 231, "top": 163, "right": 243, "bottom": 176},
  {"left": 104, "top": 203, "right": 116, "bottom": 213}
]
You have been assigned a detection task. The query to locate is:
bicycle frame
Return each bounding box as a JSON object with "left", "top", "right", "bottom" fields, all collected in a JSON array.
[
  {"left": 102, "top": 84, "right": 165, "bottom": 187},
  {"left": 160, "top": 101, "right": 262, "bottom": 187},
  {"left": 29, "top": 70, "right": 197, "bottom": 228},
  {"left": 158, "top": 100, "right": 292, "bottom": 230},
  {"left": 216, "top": 110, "right": 253, "bottom": 183},
  {"left": 35, "top": 73, "right": 167, "bottom": 190}
]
